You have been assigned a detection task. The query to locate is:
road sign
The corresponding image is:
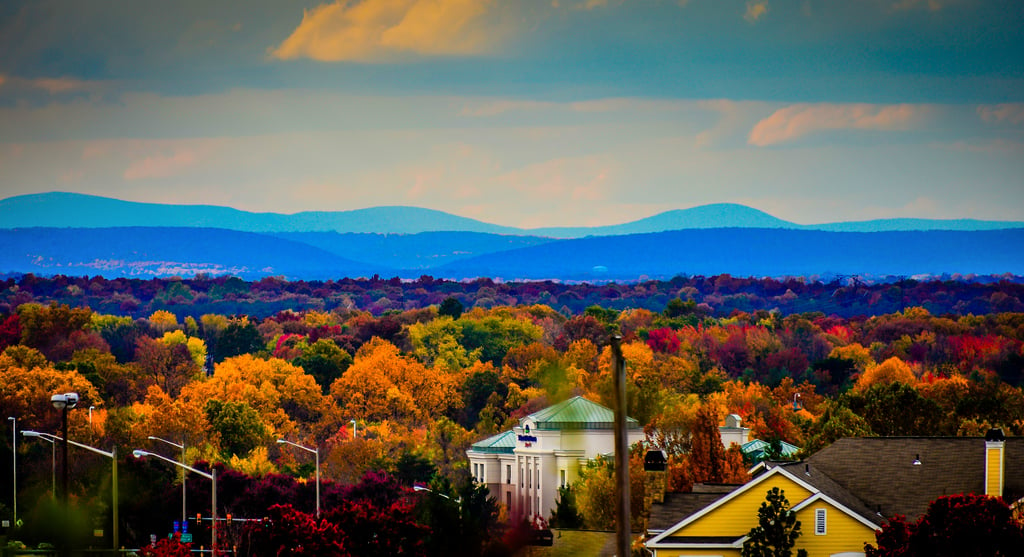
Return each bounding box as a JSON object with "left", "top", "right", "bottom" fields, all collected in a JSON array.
[{"left": 180, "top": 533, "right": 193, "bottom": 543}]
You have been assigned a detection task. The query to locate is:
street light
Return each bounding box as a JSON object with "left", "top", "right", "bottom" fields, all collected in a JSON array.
[
  {"left": 8, "top": 416, "right": 15, "bottom": 527},
  {"left": 133, "top": 450, "right": 217, "bottom": 556},
  {"left": 51, "top": 392, "right": 77, "bottom": 557},
  {"left": 22, "top": 431, "right": 119, "bottom": 552},
  {"left": 148, "top": 436, "right": 187, "bottom": 526},
  {"left": 276, "top": 439, "right": 320, "bottom": 517},
  {"left": 20, "top": 432, "right": 55, "bottom": 499},
  {"left": 350, "top": 420, "right": 357, "bottom": 439}
]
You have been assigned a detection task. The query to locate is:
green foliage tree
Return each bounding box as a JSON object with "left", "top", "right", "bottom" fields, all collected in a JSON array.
[
  {"left": 438, "top": 296, "right": 464, "bottom": 319},
  {"left": 204, "top": 399, "right": 269, "bottom": 458},
  {"left": 293, "top": 338, "right": 352, "bottom": 394},
  {"left": 550, "top": 485, "right": 583, "bottom": 528},
  {"left": 842, "top": 382, "right": 948, "bottom": 436},
  {"left": 741, "top": 487, "right": 808, "bottom": 557},
  {"left": 460, "top": 315, "right": 542, "bottom": 365},
  {"left": 799, "top": 400, "right": 873, "bottom": 457},
  {"left": 212, "top": 319, "right": 262, "bottom": 362}
]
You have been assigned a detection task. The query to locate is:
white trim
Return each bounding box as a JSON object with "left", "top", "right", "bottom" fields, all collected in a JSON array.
[
  {"left": 790, "top": 493, "right": 881, "bottom": 531},
  {"left": 652, "top": 535, "right": 748, "bottom": 550},
  {"left": 647, "top": 466, "right": 821, "bottom": 546}
]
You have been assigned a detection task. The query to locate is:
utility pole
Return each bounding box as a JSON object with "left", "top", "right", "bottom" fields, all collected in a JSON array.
[{"left": 610, "top": 335, "right": 630, "bottom": 557}]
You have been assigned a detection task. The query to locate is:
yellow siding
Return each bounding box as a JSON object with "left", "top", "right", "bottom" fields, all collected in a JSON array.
[
  {"left": 654, "top": 549, "right": 741, "bottom": 557},
  {"left": 794, "top": 501, "right": 876, "bottom": 556},
  {"left": 986, "top": 447, "right": 1003, "bottom": 496},
  {"left": 670, "top": 475, "right": 813, "bottom": 538}
]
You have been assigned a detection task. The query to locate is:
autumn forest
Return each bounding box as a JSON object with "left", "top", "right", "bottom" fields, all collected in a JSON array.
[{"left": 1, "top": 273, "right": 1023, "bottom": 556}]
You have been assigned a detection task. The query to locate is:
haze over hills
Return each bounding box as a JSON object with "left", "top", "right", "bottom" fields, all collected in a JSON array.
[
  {"left": 2, "top": 226, "right": 1022, "bottom": 281},
  {"left": 0, "top": 227, "right": 389, "bottom": 279},
  {"left": 2, "top": 192, "right": 1022, "bottom": 237}
]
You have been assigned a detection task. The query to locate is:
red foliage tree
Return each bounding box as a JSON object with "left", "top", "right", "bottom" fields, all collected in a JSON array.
[
  {"left": 139, "top": 534, "right": 192, "bottom": 557},
  {"left": 646, "top": 327, "right": 681, "bottom": 354},
  {"left": 865, "top": 494, "right": 1024, "bottom": 557},
  {"left": 0, "top": 314, "right": 20, "bottom": 351}
]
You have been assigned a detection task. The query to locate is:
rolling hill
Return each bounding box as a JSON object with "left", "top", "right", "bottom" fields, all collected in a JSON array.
[{"left": 2, "top": 192, "right": 1022, "bottom": 238}]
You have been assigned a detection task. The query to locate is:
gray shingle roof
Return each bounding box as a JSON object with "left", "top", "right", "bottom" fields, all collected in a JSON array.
[
  {"left": 648, "top": 487, "right": 739, "bottom": 532},
  {"left": 805, "top": 436, "right": 1024, "bottom": 520}
]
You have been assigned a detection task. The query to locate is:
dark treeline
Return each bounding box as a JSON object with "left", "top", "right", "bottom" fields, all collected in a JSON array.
[{"left": 2, "top": 273, "right": 1023, "bottom": 320}]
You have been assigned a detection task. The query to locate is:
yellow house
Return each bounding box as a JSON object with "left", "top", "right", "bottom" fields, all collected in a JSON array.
[
  {"left": 645, "top": 464, "right": 880, "bottom": 556},
  {"left": 646, "top": 428, "right": 1022, "bottom": 557}
]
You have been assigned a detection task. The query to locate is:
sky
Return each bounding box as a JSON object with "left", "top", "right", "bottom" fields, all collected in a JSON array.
[{"left": 0, "top": 0, "right": 1022, "bottom": 229}]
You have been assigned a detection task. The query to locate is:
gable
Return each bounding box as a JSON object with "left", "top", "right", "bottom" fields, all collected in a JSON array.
[
  {"left": 655, "top": 469, "right": 814, "bottom": 540},
  {"left": 791, "top": 496, "right": 878, "bottom": 556}
]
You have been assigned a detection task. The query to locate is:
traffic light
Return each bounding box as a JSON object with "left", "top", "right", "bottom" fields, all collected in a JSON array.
[
  {"left": 197, "top": 513, "right": 202, "bottom": 523},
  {"left": 226, "top": 514, "right": 232, "bottom": 522}
]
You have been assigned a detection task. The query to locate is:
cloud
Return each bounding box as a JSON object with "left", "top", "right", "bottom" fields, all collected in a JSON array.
[
  {"left": 748, "top": 103, "right": 931, "bottom": 146},
  {"left": 977, "top": 103, "right": 1024, "bottom": 125},
  {"left": 270, "top": 0, "right": 503, "bottom": 62},
  {"left": 891, "top": 0, "right": 946, "bottom": 11},
  {"left": 459, "top": 97, "right": 694, "bottom": 117},
  {"left": 744, "top": 0, "right": 768, "bottom": 22},
  {"left": 123, "top": 150, "right": 199, "bottom": 180},
  {"left": 0, "top": 74, "right": 98, "bottom": 94}
]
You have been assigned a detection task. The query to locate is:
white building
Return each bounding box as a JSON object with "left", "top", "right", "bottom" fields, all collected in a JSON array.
[
  {"left": 467, "top": 396, "right": 644, "bottom": 522},
  {"left": 718, "top": 413, "right": 750, "bottom": 448}
]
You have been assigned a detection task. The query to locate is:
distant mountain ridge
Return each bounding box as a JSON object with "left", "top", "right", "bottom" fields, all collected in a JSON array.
[
  {"left": 2, "top": 226, "right": 1022, "bottom": 280},
  {"left": 1, "top": 192, "right": 1021, "bottom": 237}
]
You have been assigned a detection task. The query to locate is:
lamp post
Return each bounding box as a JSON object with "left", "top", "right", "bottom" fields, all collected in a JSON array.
[
  {"left": 133, "top": 450, "right": 216, "bottom": 556},
  {"left": 50, "top": 392, "right": 77, "bottom": 557},
  {"left": 148, "top": 436, "right": 187, "bottom": 525},
  {"left": 276, "top": 439, "right": 320, "bottom": 517},
  {"left": 21, "top": 432, "right": 56, "bottom": 499},
  {"left": 8, "top": 416, "right": 15, "bottom": 527},
  {"left": 88, "top": 407, "right": 95, "bottom": 427},
  {"left": 350, "top": 420, "right": 357, "bottom": 439},
  {"left": 23, "top": 431, "right": 119, "bottom": 552}
]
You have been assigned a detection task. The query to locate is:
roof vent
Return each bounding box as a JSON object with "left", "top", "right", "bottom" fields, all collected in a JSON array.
[
  {"left": 985, "top": 428, "right": 1006, "bottom": 442},
  {"left": 804, "top": 464, "right": 810, "bottom": 476},
  {"left": 912, "top": 454, "right": 922, "bottom": 466}
]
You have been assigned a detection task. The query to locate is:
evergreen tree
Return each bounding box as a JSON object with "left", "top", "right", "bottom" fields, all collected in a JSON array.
[{"left": 741, "top": 487, "right": 808, "bottom": 557}]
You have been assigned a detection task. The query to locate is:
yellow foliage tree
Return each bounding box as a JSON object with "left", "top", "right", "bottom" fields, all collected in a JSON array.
[
  {"left": 0, "top": 350, "right": 100, "bottom": 436},
  {"left": 853, "top": 356, "right": 917, "bottom": 392},
  {"left": 160, "top": 330, "right": 208, "bottom": 368},
  {"left": 181, "top": 354, "right": 339, "bottom": 442},
  {"left": 829, "top": 343, "right": 874, "bottom": 372},
  {"left": 148, "top": 310, "right": 179, "bottom": 333},
  {"left": 330, "top": 338, "right": 460, "bottom": 425}
]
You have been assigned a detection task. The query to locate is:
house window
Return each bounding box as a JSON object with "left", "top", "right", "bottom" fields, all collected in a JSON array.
[
  {"left": 507, "top": 464, "right": 512, "bottom": 485},
  {"left": 815, "top": 508, "right": 827, "bottom": 535},
  {"left": 560, "top": 469, "right": 566, "bottom": 488},
  {"left": 506, "top": 492, "right": 512, "bottom": 512},
  {"left": 473, "top": 463, "right": 478, "bottom": 480}
]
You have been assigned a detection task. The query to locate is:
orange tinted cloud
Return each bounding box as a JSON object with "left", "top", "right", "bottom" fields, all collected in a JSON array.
[
  {"left": 744, "top": 0, "right": 768, "bottom": 22},
  {"left": 977, "top": 103, "right": 1024, "bottom": 125},
  {"left": 270, "top": 0, "right": 501, "bottom": 62},
  {"left": 0, "top": 75, "right": 96, "bottom": 94},
  {"left": 748, "top": 103, "right": 930, "bottom": 146},
  {"left": 123, "top": 150, "right": 199, "bottom": 180}
]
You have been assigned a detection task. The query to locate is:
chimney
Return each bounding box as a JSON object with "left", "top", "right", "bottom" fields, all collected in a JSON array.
[
  {"left": 644, "top": 450, "right": 668, "bottom": 505},
  {"left": 984, "top": 428, "right": 1005, "bottom": 497}
]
